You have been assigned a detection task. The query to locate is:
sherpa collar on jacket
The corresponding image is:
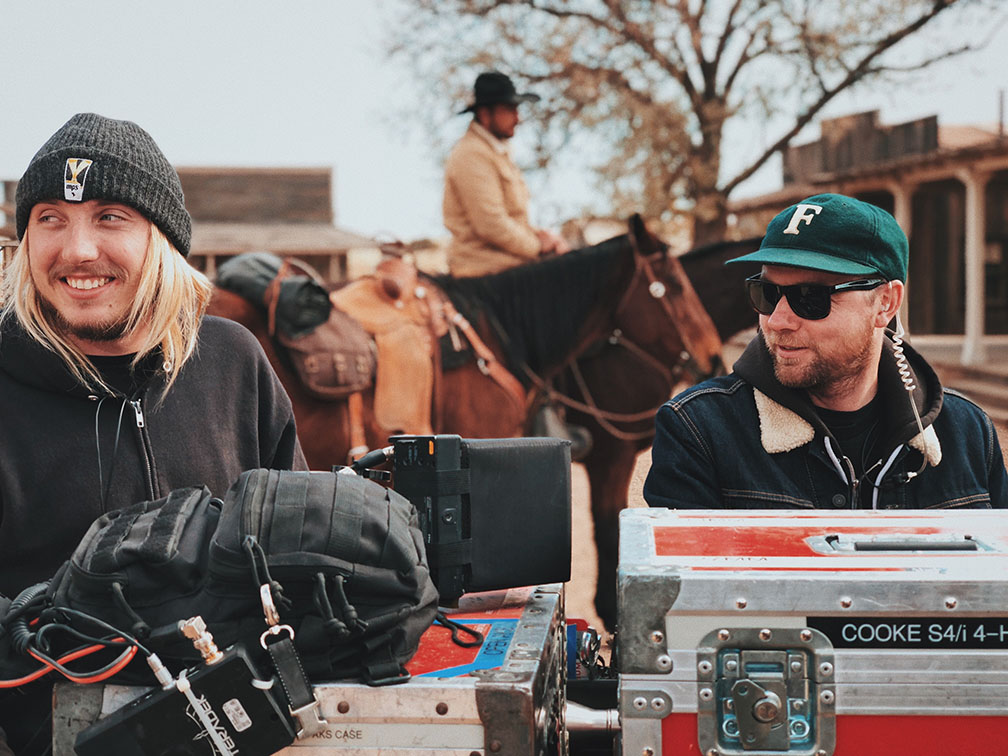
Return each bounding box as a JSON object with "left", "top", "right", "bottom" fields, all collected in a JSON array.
[{"left": 734, "top": 332, "right": 943, "bottom": 468}]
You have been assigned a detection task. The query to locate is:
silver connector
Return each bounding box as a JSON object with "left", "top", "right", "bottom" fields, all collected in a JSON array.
[
  {"left": 180, "top": 616, "right": 225, "bottom": 664},
  {"left": 565, "top": 701, "right": 620, "bottom": 733}
]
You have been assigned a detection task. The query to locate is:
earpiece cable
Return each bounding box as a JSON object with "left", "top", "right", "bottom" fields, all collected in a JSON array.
[{"left": 891, "top": 305, "right": 927, "bottom": 478}]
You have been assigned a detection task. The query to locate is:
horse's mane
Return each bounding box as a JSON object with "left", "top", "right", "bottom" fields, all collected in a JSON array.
[
  {"left": 431, "top": 235, "right": 633, "bottom": 377},
  {"left": 678, "top": 235, "right": 763, "bottom": 263},
  {"left": 678, "top": 236, "right": 763, "bottom": 340}
]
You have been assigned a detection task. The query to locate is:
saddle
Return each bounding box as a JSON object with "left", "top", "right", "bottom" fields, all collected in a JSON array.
[
  {"left": 217, "top": 251, "right": 526, "bottom": 459},
  {"left": 331, "top": 256, "right": 445, "bottom": 435},
  {"left": 333, "top": 253, "right": 528, "bottom": 451}
]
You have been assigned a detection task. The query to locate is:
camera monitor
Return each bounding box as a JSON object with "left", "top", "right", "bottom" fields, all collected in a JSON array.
[{"left": 390, "top": 435, "right": 572, "bottom": 602}]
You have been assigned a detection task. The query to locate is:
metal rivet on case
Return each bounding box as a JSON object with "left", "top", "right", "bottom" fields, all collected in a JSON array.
[
  {"left": 656, "top": 655, "right": 672, "bottom": 671},
  {"left": 718, "top": 629, "right": 730, "bottom": 640},
  {"left": 735, "top": 597, "right": 748, "bottom": 609},
  {"left": 759, "top": 628, "right": 772, "bottom": 641},
  {"left": 650, "top": 697, "right": 666, "bottom": 712},
  {"left": 643, "top": 748, "right": 656, "bottom": 756},
  {"left": 725, "top": 659, "right": 738, "bottom": 672},
  {"left": 698, "top": 660, "right": 713, "bottom": 674},
  {"left": 819, "top": 662, "right": 834, "bottom": 677},
  {"left": 800, "top": 629, "right": 813, "bottom": 642},
  {"left": 706, "top": 749, "right": 719, "bottom": 756},
  {"left": 633, "top": 696, "right": 648, "bottom": 710},
  {"left": 945, "top": 596, "right": 958, "bottom": 609},
  {"left": 436, "top": 702, "right": 448, "bottom": 715},
  {"left": 650, "top": 630, "right": 665, "bottom": 644},
  {"left": 490, "top": 740, "right": 502, "bottom": 752},
  {"left": 820, "top": 690, "right": 835, "bottom": 705},
  {"left": 337, "top": 700, "right": 350, "bottom": 714},
  {"left": 699, "top": 688, "right": 714, "bottom": 701},
  {"left": 840, "top": 596, "right": 853, "bottom": 608}
]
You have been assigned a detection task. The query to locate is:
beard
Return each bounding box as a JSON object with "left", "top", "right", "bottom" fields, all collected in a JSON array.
[
  {"left": 762, "top": 321, "right": 877, "bottom": 395},
  {"left": 37, "top": 294, "right": 131, "bottom": 344}
]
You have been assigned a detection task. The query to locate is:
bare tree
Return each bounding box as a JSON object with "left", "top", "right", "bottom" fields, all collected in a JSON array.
[{"left": 389, "top": 0, "right": 1001, "bottom": 245}]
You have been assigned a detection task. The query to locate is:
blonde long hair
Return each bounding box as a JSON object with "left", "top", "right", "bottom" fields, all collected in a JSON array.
[{"left": 1, "top": 224, "right": 213, "bottom": 398}]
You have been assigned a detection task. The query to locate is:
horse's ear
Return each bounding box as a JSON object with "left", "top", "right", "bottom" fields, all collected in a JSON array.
[
  {"left": 628, "top": 213, "right": 647, "bottom": 242},
  {"left": 628, "top": 213, "right": 663, "bottom": 255}
]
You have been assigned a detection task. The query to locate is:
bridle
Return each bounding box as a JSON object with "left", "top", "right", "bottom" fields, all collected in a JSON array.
[{"left": 524, "top": 235, "right": 719, "bottom": 442}]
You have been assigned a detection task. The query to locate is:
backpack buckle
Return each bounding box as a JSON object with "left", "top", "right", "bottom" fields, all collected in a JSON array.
[{"left": 289, "top": 698, "right": 328, "bottom": 738}]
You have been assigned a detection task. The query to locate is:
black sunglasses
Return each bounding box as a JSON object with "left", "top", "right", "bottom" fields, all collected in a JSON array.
[{"left": 745, "top": 275, "right": 887, "bottom": 320}]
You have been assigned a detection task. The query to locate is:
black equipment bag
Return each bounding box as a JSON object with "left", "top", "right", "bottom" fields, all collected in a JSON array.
[
  {"left": 206, "top": 469, "right": 440, "bottom": 684},
  {"left": 40, "top": 470, "right": 438, "bottom": 685},
  {"left": 47, "top": 486, "right": 225, "bottom": 671}
]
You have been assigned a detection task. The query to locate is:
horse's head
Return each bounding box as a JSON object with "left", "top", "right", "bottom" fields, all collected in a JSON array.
[{"left": 614, "top": 215, "right": 726, "bottom": 384}]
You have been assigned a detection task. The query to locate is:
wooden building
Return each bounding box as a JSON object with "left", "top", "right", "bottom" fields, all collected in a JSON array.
[{"left": 729, "top": 111, "right": 1008, "bottom": 365}]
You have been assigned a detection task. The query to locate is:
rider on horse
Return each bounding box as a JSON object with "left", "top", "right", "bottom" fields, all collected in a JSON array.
[{"left": 443, "top": 71, "right": 570, "bottom": 278}]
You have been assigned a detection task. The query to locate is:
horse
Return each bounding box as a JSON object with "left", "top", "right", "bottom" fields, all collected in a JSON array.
[
  {"left": 537, "top": 237, "right": 762, "bottom": 627},
  {"left": 207, "top": 216, "right": 727, "bottom": 630}
]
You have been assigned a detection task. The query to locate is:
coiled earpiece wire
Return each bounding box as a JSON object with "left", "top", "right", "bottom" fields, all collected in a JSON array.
[{"left": 890, "top": 282, "right": 927, "bottom": 478}]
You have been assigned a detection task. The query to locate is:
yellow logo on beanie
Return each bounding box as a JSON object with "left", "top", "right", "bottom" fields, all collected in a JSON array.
[{"left": 63, "top": 158, "right": 93, "bottom": 201}]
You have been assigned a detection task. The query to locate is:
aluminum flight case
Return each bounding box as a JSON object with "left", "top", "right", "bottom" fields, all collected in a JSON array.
[
  {"left": 53, "top": 584, "right": 568, "bottom": 756},
  {"left": 616, "top": 508, "right": 1008, "bottom": 756}
]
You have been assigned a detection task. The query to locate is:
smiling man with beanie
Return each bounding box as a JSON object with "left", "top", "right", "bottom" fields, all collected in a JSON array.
[
  {"left": 0, "top": 113, "right": 307, "bottom": 754},
  {"left": 644, "top": 192, "right": 1007, "bottom": 511}
]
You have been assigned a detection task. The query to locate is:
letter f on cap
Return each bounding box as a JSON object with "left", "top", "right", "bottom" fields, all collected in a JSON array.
[{"left": 783, "top": 203, "right": 822, "bottom": 235}]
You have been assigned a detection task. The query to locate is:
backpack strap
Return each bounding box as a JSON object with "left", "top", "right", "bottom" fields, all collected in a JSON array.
[
  {"left": 258, "top": 578, "right": 326, "bottom": 739},
  {"left": 263, "top": 627, "right": 327, "bottom": 738}
]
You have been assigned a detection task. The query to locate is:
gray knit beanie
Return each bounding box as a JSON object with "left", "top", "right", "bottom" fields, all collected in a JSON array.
[{"left": 15, "top": 113, "right": 192, "bottom": 256}]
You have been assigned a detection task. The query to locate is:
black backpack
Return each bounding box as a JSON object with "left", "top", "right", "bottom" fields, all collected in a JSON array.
[
  {"left": 38, "top": 469, "right": 438, "bottom": 685},
  {"left": 206, "top": 468, "right": 440, "bottom": 683}
]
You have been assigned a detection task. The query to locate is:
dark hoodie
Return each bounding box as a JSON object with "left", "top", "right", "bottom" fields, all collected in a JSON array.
[
  {"left": 645, "top": 332, "right": 1007, "bottom": 510},
  {"left": 0, "top": 314, "right": 308, "bottom": 599},
  {"left": 0, "top": 314, "right": 308, "bottom": 755}
]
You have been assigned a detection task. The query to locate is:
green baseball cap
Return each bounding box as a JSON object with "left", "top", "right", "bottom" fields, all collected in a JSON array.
[{"left": 727, "top": 193, "right": 908, "bottom": 282}]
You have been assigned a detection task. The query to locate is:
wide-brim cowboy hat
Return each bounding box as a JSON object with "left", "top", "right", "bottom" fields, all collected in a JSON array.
[{"left": 459, "top": 71, "right": 540, "bottom": 114}]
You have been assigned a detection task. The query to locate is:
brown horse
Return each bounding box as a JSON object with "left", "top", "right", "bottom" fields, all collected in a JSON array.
[
  {"left": 207, "top": 216, "right": 725, "bottom": 629},
  {"left": 551, "top": 237, "right": 762, "bottom": 627}
]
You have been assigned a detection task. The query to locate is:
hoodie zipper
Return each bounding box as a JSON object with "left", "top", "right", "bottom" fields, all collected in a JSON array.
[{"left": 130, "top": 393, "right": 157, "bottom": 500}]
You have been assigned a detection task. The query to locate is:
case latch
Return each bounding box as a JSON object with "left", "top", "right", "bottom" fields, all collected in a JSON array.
[{"left": 696, "top": 627, "right": 835, "bottom": 756}]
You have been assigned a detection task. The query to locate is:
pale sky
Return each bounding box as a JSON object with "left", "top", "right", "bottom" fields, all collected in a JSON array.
[{"left": 4, "top": 1, "right": 1007, "bottom": 242}]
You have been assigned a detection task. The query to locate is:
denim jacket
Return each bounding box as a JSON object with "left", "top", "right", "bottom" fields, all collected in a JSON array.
[{"left": 644, "top": 333, "right": 1008, "bottom": 510}]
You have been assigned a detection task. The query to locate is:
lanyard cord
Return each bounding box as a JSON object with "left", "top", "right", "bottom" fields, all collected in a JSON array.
[{"left": 95, "top": 396, "right": 130, "bottom": 511}]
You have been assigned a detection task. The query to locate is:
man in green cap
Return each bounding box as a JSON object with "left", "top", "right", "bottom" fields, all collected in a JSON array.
[{"left": 644, "top": 193, "right": 1007, "bottom": 510}]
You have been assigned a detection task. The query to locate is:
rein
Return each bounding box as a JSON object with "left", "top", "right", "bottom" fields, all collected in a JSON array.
[
  {"left": 523, "top": 332, "right": 696, "bottom": 442},
  {"left": 521, "top": 236, "right": 711, "bottom": 442}
]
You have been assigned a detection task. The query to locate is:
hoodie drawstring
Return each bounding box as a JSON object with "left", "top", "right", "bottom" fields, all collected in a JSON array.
[{"left": 95, "top": 395, "right": 130, "bottom": 512}]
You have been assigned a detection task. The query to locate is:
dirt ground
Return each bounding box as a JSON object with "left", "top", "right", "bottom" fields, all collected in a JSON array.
[{"left": 564, "top": 451, "right": 650, "bottom": 639}]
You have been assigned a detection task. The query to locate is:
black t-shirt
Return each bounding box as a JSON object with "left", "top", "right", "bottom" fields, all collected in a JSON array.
[
  {"left": 87, "top": 352, "right": 162, "bottom": 398},
  {"left": 815, "top": 395, "right": 885, "bottom": 478}
]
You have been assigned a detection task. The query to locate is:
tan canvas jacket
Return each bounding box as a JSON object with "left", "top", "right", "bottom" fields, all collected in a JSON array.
[{"left": 443, "top": 122, "right": 541, "bottom": 277}]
